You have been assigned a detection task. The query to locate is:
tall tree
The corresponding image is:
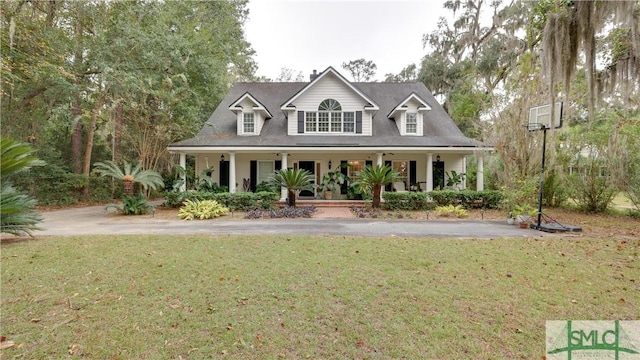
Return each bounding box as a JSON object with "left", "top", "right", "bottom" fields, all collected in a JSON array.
[
  {"left": 1, "top": 0, "right": 257, "bottom": 199},
  {"left": 275, "top": 68, "right": 304, "bottom": 82},
  {"left": 537, "top": 1, "right": 640, "bottom": 124},
  {"left": 416, "top": 0, "right": 530, "bottom": 137},
  {"left": 341, "top": 59, "right": 377, "bottom": 82},
  {"left": 384, "top": 64, "right": 418, "bottom": 83}
]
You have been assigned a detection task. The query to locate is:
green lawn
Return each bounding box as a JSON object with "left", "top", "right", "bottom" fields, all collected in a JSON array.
[{"left": 1, "top": 235, "right": 638, "bottom": 359}]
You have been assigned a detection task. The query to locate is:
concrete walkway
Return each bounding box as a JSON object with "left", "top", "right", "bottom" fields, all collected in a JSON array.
[{"left": 19, "top": 204, "right": 554, "bottom": 239}]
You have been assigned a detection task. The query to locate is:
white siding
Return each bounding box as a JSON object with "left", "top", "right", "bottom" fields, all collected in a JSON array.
[
  {"left": 286, "top": 110, "right": 297, "bottom": 135},
  {"left": 255, "top": 112, "right": 264, "bottom": 135},
  {"left": 396, "top": 99, "right": 424, "bottom": 136},
  {"left": 288, "top": 73, "right": 372, "bottom": 136}
]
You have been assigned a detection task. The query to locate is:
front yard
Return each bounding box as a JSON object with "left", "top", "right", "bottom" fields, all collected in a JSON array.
[{"left": 1, "top": 231, "right": 638, "bottom": 359}]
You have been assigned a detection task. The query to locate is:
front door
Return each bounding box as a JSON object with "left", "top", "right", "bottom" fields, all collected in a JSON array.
[
  {"left": 298, "top": 161, "right": 315, "bottom": 198},
  {"left": 433, "top": 161, "right": 445, "bottom": 190}
]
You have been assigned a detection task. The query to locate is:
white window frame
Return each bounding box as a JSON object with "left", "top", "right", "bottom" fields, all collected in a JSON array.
[
  {"left": 304, "top": 111, "right": 356, "bottom": 134},
  {"left": 243, "top": 112, "right": 255, "bottom": 134},
  {"left": 406, "top": 113, "right": 417, "bottom": 134}
]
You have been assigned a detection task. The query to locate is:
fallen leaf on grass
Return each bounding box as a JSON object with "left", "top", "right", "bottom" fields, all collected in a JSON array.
[
  {"left": 68, "top": 343, "right": 80, "bottom": 355},
  {"left": 0, "top": 340, "right": 15, "bottom": 350}
]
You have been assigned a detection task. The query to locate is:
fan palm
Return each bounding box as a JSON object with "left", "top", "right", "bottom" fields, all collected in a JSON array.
[
  {"left": 270, "top": 168, "right": 314, "bottom": 207},
  {"left": 0, "top": 137, "right": 45, "bottom": 237},
  {"left": 353, "top": 164, "right": 400, "bottom": 209},
  {"left": 92, "top": 160, "right": 164, "bottom": 196}
]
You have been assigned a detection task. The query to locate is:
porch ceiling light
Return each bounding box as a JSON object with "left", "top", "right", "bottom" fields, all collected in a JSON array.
[
  {"left": 436, "top": 154, "right": 441, "bottom": 162},
  {"left": 220, "top": 154, "right": 225, "bottom": 162},
  {"left": 328, "top": 160, "right": 332, "bottom": 169}
]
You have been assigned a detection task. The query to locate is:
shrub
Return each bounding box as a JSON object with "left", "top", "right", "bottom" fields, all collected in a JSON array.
[
  {"left": 178, "top": 199, "right": 229, "bottom": 220},
  {"left": 256, "top": 180, "right": 279, "bottom": 193},
  {"left": 349, "top": 206, "right": 383, "bottom": 218},
  {"left": 106, "top": 193, "right": 155, "bottom": 215},
  {"left": 244, "top": 206, "right": 316, "bottom": 219},
  {"left": 162, "top": 191, "right": 278, "bottom": 210},
  {"left": 381, "top": 190, "right": 503, "bottom": 210},
  {"left": 382, "top": 192, "right": 428, "bottom": 210},
  {"left": 269, "top": 206, "right": 316, "bottom": 218},
  {"left": 434, "top": 205, "right": 468, "bottom": 218}
]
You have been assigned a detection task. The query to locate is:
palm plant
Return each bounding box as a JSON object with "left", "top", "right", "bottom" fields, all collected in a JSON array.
[
  {"left": 270, "top": 168, "right": 314, "bottom": 207},
  {"left": 353, "top": 164, "right": 400, "bottom": 208},
  {"left": 92, "top": 160, "right": 164, "bottom": 196},
  {"left": 1, "top": 137, "right": 45, "bottom": 237}
]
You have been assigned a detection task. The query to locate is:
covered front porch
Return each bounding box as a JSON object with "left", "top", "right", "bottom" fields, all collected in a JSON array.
[{"left": 172, "top": 147, "right": 488, "bottom": 201}]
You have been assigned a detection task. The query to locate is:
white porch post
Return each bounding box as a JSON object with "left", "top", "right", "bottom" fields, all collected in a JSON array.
[
  {"left": 179, "top": 153, "right": 186, "bottom": 192},
  {"left": 229, "top": 152, "right": 237, "bottom": 193},
  {"left": 426, "top": 153, "right": 433, "bottom": 192},
  {"left": 476, "top": 153, "right": 484, "bottom": 191},
  {"left": 376, "top": 152, "right": 383, "bottom": 167},
  {"left": 280, "top": 152, "right": 288, "bottom": 201}
]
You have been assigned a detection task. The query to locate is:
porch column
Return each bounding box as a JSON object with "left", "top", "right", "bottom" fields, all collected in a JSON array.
[
  {"left": 476, "top": 153, "right": 484, "bottom": 191},
  {"left": 229, "top": 152, "right": 237, "bottom": 193},
  {"left": 426, "top": 153, "right": 433, "bottom": 192},
  {"left": 179, "top": 153, "right": 186, "bottom": 192},
  {"left": 462, "top": 156, "right": 467, "bottom": 190},
  {"left": 280, "top": 152, "right": 288, "bottom": 201},
  {"left": 376, "top": 152, "right": 383, "bottom": 167}
]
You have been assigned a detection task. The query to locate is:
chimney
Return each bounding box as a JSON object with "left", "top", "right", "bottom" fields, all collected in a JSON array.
[{"left": 310, "top": 70, "right": 318, "bottom": 82}]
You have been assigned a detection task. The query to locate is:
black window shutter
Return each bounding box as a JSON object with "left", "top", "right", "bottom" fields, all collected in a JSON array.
[
  {"left": 385, "top": 160, "right": 392, "bottom": 191},
  {"left": 366, "top": 160, "right": 372, "bottom": 167},
  {"left": 298, "top": 111, "right": 304, "bottom": 133},
  {"left": 219, "top": 160, "right": 229, "bottom": 189},
  {"left": 250, "top": 160, "right": 257, "bottom": 192},
  {"left": 409, "top": 160, "right": 417, "bottom": 187},
  {"left": 340, "top": 160, "right": 348, "bottom": 194},
  {"left": 356, "top": 111, "right": 362, "bottom": 134},
  {"left": 275, "top": 160, "right": 282, "bottom": 171}
]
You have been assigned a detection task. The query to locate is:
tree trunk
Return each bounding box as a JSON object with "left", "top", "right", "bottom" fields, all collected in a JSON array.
[
  {"left": 81, "top": 91, "right": 107, "bottom": 200},
  {"left": 372, "top": 185, "right": 381, "bottom": 208},
  {"left": 288, "top": 190, "right": 296, "bottom": 207},
  {"left": 70, "top": 3, "right": 84, "bottom": 174},
  {"left": 113, "top": 102, "right": 123, "bottom": 162},
  {"left": 123, "top": 179, "right": 134, "bottom": 196}
]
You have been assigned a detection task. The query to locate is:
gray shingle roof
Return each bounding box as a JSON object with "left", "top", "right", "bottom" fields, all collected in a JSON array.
[{"left": 170, "top": 81, "right": 487, "bottom": 148}]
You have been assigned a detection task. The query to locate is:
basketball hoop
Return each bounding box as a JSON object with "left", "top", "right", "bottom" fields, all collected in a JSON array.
[
  {"left": 525, "top": 123, "right": 545, "bottom": 132},
  {"left": 525, "top": 102, "right": 581, "bottom": 233},
  {"left": 528, "top": 102, "right": 563, "bottom": 131}
]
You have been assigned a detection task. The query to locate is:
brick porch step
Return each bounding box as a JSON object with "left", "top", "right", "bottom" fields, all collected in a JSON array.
[{"left": 277, "top": 200, "right": 367, "bottom": 208}]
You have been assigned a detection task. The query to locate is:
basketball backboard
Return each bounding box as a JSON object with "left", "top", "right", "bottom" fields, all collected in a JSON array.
[{"left": 528, "top": 102, "right": 563, "bottom": 131}]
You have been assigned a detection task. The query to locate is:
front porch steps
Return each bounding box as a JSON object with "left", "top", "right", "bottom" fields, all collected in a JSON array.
[{"left": 277, "top": 200, "right": 367, "bottom": 208}]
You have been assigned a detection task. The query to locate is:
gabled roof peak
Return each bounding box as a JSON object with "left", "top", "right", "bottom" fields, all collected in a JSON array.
[
  {"left": 229, "top": 92, "right": 273, "bottom": 119},
  {"left": 387, "top": 92, "right": 431, "bottom": 119},
  {"left": 281, "top": 66, "right": 380, "bottom": 111}
]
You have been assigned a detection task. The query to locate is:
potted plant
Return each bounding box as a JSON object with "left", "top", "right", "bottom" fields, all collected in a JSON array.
[
  {"left": 319, "top": 169, "right": 348, "bottom": 200},
  {"left": 513, "top": 204, "right": 537, "bottom": 228}
]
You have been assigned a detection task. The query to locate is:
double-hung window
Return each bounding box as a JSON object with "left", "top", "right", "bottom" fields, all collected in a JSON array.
[
  {"left": 406, "top": 113, "right": 417, "bottom": 134},
  {"left": 257, "top": 161, "right": 274, "bottom": 185},
  {"left": 243, "top": 112, "right": 255, "bottom": 134}
]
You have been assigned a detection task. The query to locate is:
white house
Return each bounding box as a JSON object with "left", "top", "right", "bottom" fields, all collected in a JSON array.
[{"left": 168, "top": 66, "right": 492, "bottom": 200}]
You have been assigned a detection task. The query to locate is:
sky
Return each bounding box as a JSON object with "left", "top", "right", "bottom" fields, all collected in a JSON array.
[{"left": 244, "top": 0, "right": 447, "bottom": 82}]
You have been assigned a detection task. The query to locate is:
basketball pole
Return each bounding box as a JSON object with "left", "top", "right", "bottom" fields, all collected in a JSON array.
[{"left": 535, "top": 125, "right": 548, "bottom": 229}]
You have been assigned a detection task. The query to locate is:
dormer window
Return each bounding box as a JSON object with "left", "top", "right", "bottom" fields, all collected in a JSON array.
[
  {"left": 243, "top": 112, "right": 255, "bottom": 133},
  {"left": 304, "top": 99, "right": 356, "bottom": 134},
  {"left": 406, "top": 113, "right": 417, "bottom": 134}
]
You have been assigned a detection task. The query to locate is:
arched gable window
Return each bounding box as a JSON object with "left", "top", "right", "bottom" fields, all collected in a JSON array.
[{"left": 318, "top": 99, "right": 341, "bottom": 111}]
